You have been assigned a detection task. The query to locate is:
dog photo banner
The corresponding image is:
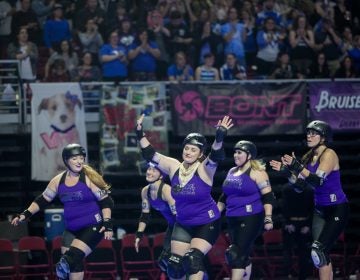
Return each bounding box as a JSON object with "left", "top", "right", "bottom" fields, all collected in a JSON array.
[
  {"left": 169, "top": 82, "right": 307, "bottom": 136},
  {"left": 31, "top": 83, "right": 87, "bottom": 181},
  {"left": 100, "top": 83, "right": 168, "bottom": 175},
  {"left": 309, "top": 81, "right": 360, "bottom": 131}
]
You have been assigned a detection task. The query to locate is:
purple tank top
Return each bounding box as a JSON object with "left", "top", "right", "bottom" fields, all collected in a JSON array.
[
  {"left": 147, "top": 182, "right": 176, "bottom": 226},
  {"left": 171, "top": 170, "right": 220, "bottom": 226},
  {"left": 307, "top": 162, "right": 348, "bottom": 206},
  {"left": 222, "top": 167, "right": 263, "bottom": 217},
  {"left": 58, "top": 172, "right": 102, "bottom": 231}
]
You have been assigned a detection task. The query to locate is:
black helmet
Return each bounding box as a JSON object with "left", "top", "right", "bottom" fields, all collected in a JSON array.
[
  {"left": 306, "top": 120, "right": 332, "bottom": 141},
  {"left": 234, "top": 140, "right": 257, "bottom": 159},
  {"left": 62, "top": 143, "right": 86, "bottom": 165},
  {"left": 182, "top": 133, "right": 207, "bottom": 152}
]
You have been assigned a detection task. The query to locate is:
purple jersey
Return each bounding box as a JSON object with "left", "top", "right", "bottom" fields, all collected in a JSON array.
[
  {"left": 222, "top": 167, "right": 263, "bottom": 217},
  {"left": 58, "top": 172, "right": 102, "bottom": 231},
  {"left": 171, "top": 170, "right": 220, "bottom": 226},
  {"left": 147, "top": 183, "right": 176, "bottom": 226},
  {"left": 307, "top": 162, "right": 348, "bottom": 206}
]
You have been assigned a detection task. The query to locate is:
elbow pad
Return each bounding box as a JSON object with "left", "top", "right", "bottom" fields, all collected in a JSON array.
[
  {"left": 141, "top": 145, "right": 155, "bottom": 162},
  {"left": 34, "top": 195, "right": 50, "bottom": 210},
  {"left": 98, "top": 196, "right": 114, "bottom": 209},
  {"left": 139, "top": 212, "right": 150, "bottom": 224},
  {"left": 261, "top": 192, "right": 275, "bottom": 206},
  {"left": 305, "top": 173, "right": 324, "bottom": 188},
  {"left": 209, "top": 147, "right": 225, "bottom": 163}
]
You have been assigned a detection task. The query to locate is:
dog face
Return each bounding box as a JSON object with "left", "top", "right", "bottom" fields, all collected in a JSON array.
[{"left": 38, "top": 91, "right": 82, "bottom": 131}]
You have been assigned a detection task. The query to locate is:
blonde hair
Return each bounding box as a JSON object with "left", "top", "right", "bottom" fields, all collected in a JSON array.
[
  {"left": 83, "top": 165, "right": 111, "bottom": 191},
  {"left": 250, "top": 159, "right": 266, "bottom": 171}
]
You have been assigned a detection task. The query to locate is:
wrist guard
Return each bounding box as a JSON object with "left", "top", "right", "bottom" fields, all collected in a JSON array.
[
  {"left": 280, "top": 164, "right": 292, "bottom": 178},
  {"left": 135, "top": 231, "right": 144, "bottom": 240},
  {"left": 135, "top": 124, "right": 145, "bottom": 140},
  {"left": 264, "top": 215, "right": 273, "bottom": 225},
  {"left": 141, "top": 145, "right": 155, "bottom": 162},
  {"left": 215, "top": 126, "right": 228, "bottom": 143},
  {"left": 102, "top": 218, "right": 113, "bottom": 231},
  {"left": 17, "top": 209, "right": 32, "bottom": 221},
  {"left": 287, "top": 158, "right": 304, "bottom": 175}
]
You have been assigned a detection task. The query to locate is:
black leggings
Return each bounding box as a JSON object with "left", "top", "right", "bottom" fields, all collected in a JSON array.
[
  {"left": 312, "top": 203, "right": 349, "bottom": 254},
  {"left": 227, "top": 212, "right": 264, "bottom": 267}
]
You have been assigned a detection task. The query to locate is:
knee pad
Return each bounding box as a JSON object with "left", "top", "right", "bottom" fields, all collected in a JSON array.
[
  {"left": 311, "top": 241, "right": 330, "bottom": 268},
  {"left": 158, "top": 249, "right": 171, "bottom": 272},
  {"left": 167, "top": 253, "right": 185, "bottom": 279},
  {"left": 225, "top": 244, "right": 248, "bottom": 269},
  {"left": 182, "top": 248, "right": 205, "bottom": 275},
  {"left": 63, "top": 246, "right": 85, "bottom": 273}
]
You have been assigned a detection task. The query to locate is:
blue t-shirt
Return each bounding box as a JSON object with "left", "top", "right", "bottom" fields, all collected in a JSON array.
[
  {"left": 128, "top": 41, "right": 159, "bottom": 73},
  {"left": 99, "top": 43, "right": 128, "bottom": 78},
  {"left": 167, "top": 64, "right": 194, "bottom": 80}
]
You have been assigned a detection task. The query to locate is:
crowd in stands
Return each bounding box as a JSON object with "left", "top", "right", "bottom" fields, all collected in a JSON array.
[{"left": 1, "top": 0, "right": 360, "bottom": 82}]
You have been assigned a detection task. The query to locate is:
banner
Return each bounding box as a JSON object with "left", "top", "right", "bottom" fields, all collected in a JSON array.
[
  {"left": 100, "top": 83, "right": 168, "bottom": 175},
  {"left": 309, "top": 81, "right": 360, "bottom": 131},
  {"left": 169, "top": 82, "right": 307, "bottom": 136},
  {"left": 31, "top": 83, "right": 87, "bottom": 181}
]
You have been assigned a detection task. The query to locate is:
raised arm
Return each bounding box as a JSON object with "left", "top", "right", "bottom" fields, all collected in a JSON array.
[
  {"left": 199, "top": 115, "right": 234, "bottom": 180},
  {"left": 136, "top": 114, "right": 180, "bottom": 177}
]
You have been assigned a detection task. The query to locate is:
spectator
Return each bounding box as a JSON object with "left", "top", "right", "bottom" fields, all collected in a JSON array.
[
  {"left": 240, "top": 8, "right": 258, "bottom": 68},
  {"left": 269, "top": 51, "right": 302, "bottom": 79},
  {"left": 75, "top": 0, "right": 106, "bottom": 36},
  {"left": 196, "top": 20, "right": 224, "bottom": 68},
  {"left": 314, "top": 18, "right": 342, "bottom": 76},
  {"left": 47, "top": 58, "right": 71, "bottom": 82},
  {"left": 147, "top": 9, "right": 171, "bottom": 80},
  {"left": 221, "top": 7, "right": 246, "bottom": 67},
  {"left": 7, "top": 27, "right": 38, "bottom": 82},
  {"left": 220, "top": 53, "right": 247, "bottom": 80},
  {"left": 341, "top": 26, "right": 354, "bottom": 57},
  {"left": 167, "top": 51, "right": 194, "bottom": 81},
  {"left": 128, "top": 28, "right": 161, "bottom": 81},
  {"left": 165, "top": 10, "right": 194, "bottom": 64},
  {"left": 347, "top": 35, "right": 360, "bottom": 74},
  {"left": 334, "top": 55, "right": 358, "bottom": 78},
  {"left": 288, "top": 15, "right": 315, "bottom": 75},
  {"left": 70, "top": 51, "right": 101, "bottom": 82},
  {"left": 31, "top": 0, "right": 55, "bottom": 29},
  {"left": 333, "top": 0, "right": 352, "bottom": 33},
  {"left": 44, "top": 40, "right": 78, "bottom": 81},
  {"left": 195, "top": 52, "right": 220, "bottom": 81},
  {"left": 306, "top": 52, "right": 330, "bottom": 78},
  {"left": 107, "top": 2, "right": 130, "bottom": 32},
  {"left": 256, "top": 0, "right": 282, "bottom": 27},
  {"left": 255, "top": 17, "right": 285, "bottom": 77},
  {"left": 118, "top": 18, "right": 136, "bottom": 51},
  {"left": 11, "top": 0, "right": 41, "bottom": 44},
  {"left": 0, "top": 0, "right": 15, "bottom": 59},
  {"left": 77, "top": 19, "right": 103, "bottom": 65},
  {"left": 99, "top": 31, "right": 128, "bottom": 83},
  {"left": 43, "top": 4, "right": 72, "bottom": 51}
]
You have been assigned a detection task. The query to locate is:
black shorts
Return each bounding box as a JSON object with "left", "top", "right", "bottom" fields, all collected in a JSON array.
[
  {"left": 62, "top": 224, "right": 103, "bottom": 251},
  {"left": 171, "top": 218, "right": 221, "bottom": 246}
]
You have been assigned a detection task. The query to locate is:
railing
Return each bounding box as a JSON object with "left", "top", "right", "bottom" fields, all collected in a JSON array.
[{"left": 1, "top": 58, "right": 360, "bottom": 134}]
